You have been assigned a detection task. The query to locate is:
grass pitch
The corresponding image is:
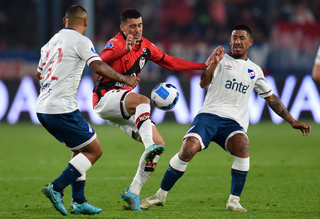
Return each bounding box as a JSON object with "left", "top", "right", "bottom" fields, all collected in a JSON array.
[{"left": 0, "top": 120, "right": 319, "bottom": 218}]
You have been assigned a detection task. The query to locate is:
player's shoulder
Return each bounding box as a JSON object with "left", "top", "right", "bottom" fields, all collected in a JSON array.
[
  {"left": 247, "top": 58, "right": 263, "bottom": 73},
  {"left": 104, "top": 32, "right": 125, "bottom": 50},
  {"left": 141, "top": 36, "right": 160, "bottom": 51}
]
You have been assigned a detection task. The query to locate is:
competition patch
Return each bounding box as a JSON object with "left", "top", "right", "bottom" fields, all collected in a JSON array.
[
  {"left": 248, "top": 69, "right": 256, "bottom": 79},
  {"left": 105, "top": 43, "right": 113, "bottom": 49},
  {"left": 91, "top": 47, "right": 97, "bottom": 54}
]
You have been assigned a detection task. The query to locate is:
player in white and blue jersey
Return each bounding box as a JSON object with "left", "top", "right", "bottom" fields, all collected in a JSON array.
[
  {"left": 312, "top": 45, "right": 320, "bottom": 83},
  {"left": 140, "top": 25, "right": 311, "bottom": 212},
  {"left": 36, "top": 5, "right": 139, "bottom": 216}
]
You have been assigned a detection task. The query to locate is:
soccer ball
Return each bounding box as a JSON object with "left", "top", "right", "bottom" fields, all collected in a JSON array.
[{"left": 151, "top": 82, "right": 179, "bottom": 110}]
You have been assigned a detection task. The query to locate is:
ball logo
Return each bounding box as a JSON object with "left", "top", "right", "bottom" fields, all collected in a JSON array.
[{"left": 248, "top": 69, "right": 256, "bottom": 79}]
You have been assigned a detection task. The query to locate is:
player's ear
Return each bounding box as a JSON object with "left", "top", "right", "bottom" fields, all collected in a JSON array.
[
  {"left": 63, "top": 17, "right": 66, "bottom": 26},
  {"left": 249, "top": 38, "right": 254, "bottom": 46},
  {"left": 84, "top": 17, "right": 88, "bottom": 27},
  {"left": 120, "top": 24, "right": 124, "bottom": 32}
]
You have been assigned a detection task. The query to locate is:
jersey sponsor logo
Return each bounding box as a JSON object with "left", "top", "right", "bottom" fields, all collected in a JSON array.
[
  {"left": 139, "top": 57, "right": 146, "bottom": 69},
  {"left": 135, "top": 112, "right": 151, "bottom": 126},
  {"left": 114, "top": 82, "right": 126, "bottom": 88},
  {"left": 105, "top": 43, "right": 113, "bottom": 49},
  {"left": 248, "top": 69, "right": 256, "bottom": 79},
  {"left": 225, "top": 65, "right": 232, "bottom": 70},
  {"left": 91, "top": 47, "right": 97, "bottom": 54},
  {"left": 225, "top": 78, "right": 250, "bottom": 94}
]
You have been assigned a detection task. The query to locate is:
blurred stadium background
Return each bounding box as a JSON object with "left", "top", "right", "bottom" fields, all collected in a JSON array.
[{"left": 0, "top": 0, "right": 320, "bottom": 125}]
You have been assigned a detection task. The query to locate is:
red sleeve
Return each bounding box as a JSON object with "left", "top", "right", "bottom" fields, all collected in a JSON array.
[
  {"left": 153, "top": 53, "right": 206, "bottom": 71},
  {"left": 100, "top": 46, "right": 128, "bottom": 64}
]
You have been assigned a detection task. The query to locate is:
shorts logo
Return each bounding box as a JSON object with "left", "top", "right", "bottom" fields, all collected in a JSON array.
[
  {"left": 105, "top": 43, "right": 113, "bottom": 49},
  {"left": 187, "top": 125, "right": 195, "bottom": 133},
  {"left": 248, "top": 69, "right": 256, "bottom": 79},
  {"left": 87, "top": 123, "right": 93, "bottom": 133}
]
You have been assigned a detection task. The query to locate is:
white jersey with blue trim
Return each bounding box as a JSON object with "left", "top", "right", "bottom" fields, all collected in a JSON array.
[
  {"left": 36, "top": 28, "right": 101, "bottom": 114},
  {"left": 198, "top": 52, "right": 273, "bottom": 132},
  {"left": 315, "top": 45, "right": 320, "bottom": 64}
]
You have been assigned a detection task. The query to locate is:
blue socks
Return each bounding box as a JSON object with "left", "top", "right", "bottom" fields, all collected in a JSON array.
[
  {"left": 230, "top": 169, "right": 248, "bottom": 196},
  {"left": 53, "top": 163, "right": 82, "bottom": 192},
  {"left": 71, "top": 180, "right": 86, "bottom": 204},
  {"left": 160, "top": 165, "right": 184, "bottom": 191}
]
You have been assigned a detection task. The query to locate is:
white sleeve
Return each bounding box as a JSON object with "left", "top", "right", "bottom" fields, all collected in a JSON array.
[
  {"left": 254, "top": 68, "right": 273, "bottom": 98},
  {"left": 76, "top": 36, "right": 101, "bottom": 66},
  {"left": 315, "top": 45, "right": 320, "bottom": 65}
]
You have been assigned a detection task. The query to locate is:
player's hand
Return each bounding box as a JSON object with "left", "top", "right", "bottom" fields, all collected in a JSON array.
[
  {"left": 124, "top": 75, "right": 140, "bottom": 88},
  {"left": 291, "top": 121, "right": 311, "bottom": 136},
  {"left": 205, "top": 45, "right": 224, "bottom": 67},
  {"left": 126, "top": 34, "right": 136, "bottom": 52}
]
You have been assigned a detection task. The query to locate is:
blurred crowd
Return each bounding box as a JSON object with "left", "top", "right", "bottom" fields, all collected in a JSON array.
[{"left": 0, "top": 0, "right": 319, "bottom": 52}]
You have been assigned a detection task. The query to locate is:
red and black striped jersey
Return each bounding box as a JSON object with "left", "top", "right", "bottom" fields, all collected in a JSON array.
[{"left": 93, "top": 32, "right": 206, "bottom": 107}]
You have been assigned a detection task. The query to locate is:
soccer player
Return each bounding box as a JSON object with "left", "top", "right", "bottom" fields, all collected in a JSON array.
[
  {"left": 92, "top": 8, "right": 215, "bottom": 211},
  {"left": 140, "top": 25, "right": 311, "bottom": 212},
  {"left": 312, "top": 45, "right": 320, "bottom": 83},
  {"left": 36, "top": 5, "right": 139, "bottom": 216}
]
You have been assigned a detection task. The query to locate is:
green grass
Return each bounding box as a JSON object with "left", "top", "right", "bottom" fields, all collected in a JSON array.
[{"left": 0, "top": 120, "right": 319, "bottom": 218}]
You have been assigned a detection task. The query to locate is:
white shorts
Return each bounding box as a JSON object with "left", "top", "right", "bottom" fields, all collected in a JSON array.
[{"left": 94, "top": 89, "right": 141, "bottom": 141}]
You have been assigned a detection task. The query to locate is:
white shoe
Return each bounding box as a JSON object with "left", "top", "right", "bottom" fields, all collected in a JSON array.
[
  {"left": 140, "top": 190, "right": 166, "bottom": 210},
  {"left": 226, "top": 195, "right": 247, "bottom": 212}
]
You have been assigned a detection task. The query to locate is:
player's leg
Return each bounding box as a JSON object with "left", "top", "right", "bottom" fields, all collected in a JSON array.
[
  {"left": 38, "top": 111, "right": 102, "bottom": 215},
  {"left": 140, "top": 136, "right": 201, "bottom": 209},
  {"left": 225, "top": 132, "right": 250, "bottom": 212},
  {"left": 125, "top": 92, "right": 165, "bottom": 162},
  {"left": 129, "top": 125, "right": 165, "bottom": 194},
  {"left": 121, "top": 123, "right": 165, "bottom": 211},
  {"left": 141, "top": 113, "right": 212, "bottom": 210},
  {"left": 68, "top": 139, "right": 102, "bottom": 215}
]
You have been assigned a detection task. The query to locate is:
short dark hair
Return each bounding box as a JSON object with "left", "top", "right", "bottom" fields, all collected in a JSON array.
[
  {"left": 65, "top": 5, "right": 87, "bottom": 18},
  {"left": 120, "top": 8, "right": 141, "bottom": 24},
  {"left": 233, "top": 25, "right": 252, "bottom": 37}
]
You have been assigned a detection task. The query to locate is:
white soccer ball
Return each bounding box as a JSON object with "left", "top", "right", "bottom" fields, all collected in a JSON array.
[{"left": 151, "top": 82, "right": 179, "bottom": 110}]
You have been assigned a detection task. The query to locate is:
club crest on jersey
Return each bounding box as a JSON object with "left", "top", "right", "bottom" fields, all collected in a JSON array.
[
  {"left": 139, "top": 57, "right": 146, "bottom": 69},
  {"left": 248, "top": 69, "right": 256, "bottom": 79},
  {"left": 91, "top": 47, "right": 97, "bottom": 54}
]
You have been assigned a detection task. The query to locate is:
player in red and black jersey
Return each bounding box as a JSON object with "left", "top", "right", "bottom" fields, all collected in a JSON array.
[{"left": 93, "top": 8, "right": 215, "bottom": 211}]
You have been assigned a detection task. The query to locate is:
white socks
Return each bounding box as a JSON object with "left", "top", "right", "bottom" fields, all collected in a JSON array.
[
  {"left": 129, "top": 152, "right": 160, "bottom": 195},
  {"left": 135, "top": 103, "right": 154, "bottom": 148}
]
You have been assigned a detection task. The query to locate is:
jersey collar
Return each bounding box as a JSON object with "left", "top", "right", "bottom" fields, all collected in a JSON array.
[{"left": 227, "top": 52, "right": 248, "bottom": 61}]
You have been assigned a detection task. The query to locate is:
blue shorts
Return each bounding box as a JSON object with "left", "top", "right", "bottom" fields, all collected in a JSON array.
[
  {"left": 184, "top": 113, "right": 247, "bottom": 152},
  {"left": 37, "top": 109, "right": 96, "bottom": 150}
]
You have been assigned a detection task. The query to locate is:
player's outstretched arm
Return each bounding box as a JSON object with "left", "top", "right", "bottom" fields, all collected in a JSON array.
[
  {"left": 89, "top": 60, "right": 140, "bottom": 88},
  {"left": 265, "top": 94, "right": 311, "bottom": 136},
  {"left": 200, "top": 45, "right": 224, "bottom": 88}
]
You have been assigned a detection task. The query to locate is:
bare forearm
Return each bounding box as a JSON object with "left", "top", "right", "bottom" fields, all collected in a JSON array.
[
  {"left": 265, "top": 94, "right": 294, "bottom": 124},
  {"left": 90, "top": 60, "right": 126, "bottom": 83},
  {"left": 200, "top": 63, "right": 217, "bottom": 88}
]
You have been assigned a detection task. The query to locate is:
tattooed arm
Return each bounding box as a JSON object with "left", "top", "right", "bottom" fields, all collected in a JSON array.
[
  {"left": 200, "top": 45, "right": 224, "bottom": 88},
  {"left": 89, "top": 60, "right": 140, "bottom": 88},
  {"left": 265, "top": 94, "right": 311, "bottom": 136}
]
